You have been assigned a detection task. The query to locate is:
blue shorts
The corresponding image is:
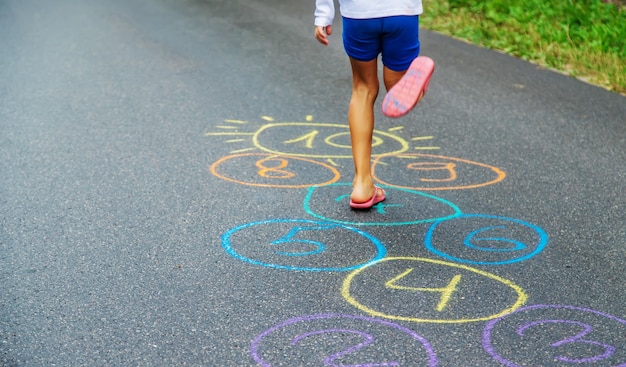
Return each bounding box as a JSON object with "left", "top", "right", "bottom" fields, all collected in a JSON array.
[{"left": 342, "top": 15, "right": 420, "bottom": 72}]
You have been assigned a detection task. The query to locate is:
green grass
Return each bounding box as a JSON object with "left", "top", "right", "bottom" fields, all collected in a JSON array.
[{"left": 420, "top": 0, "right": 626, "bottom": 94}]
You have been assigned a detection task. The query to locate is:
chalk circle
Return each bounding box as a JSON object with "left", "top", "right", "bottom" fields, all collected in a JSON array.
[
  {"left": 372, "top": 153, "right": 505, "bottom": 190},
  {"left": 342, "top": 257, "right": 527, "bottom": 324},
  {"left": 251, "top": 314, "right": 438, "bottom": 367},
  {"left": 304, "top": 183, "right": 463, "bottom": 226},
  {"left": 425, "top": 214, "right": 549, "bottom": 265},
  {"left": 222, "top": 219, "right": 387, "bottom": 272},
  {"left": 209, "top": 153, "right": 340, "bottom": 188},
  {"left": 252, "top": 122, "right": 409, "bottom": 159},
  {"left": 483, "top": 304, "right": 626, "bottom": 367}
]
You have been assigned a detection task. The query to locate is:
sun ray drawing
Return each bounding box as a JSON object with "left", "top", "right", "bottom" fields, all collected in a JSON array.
[{"left": 205, "top": 115, "right": 439, "bottom": 156}]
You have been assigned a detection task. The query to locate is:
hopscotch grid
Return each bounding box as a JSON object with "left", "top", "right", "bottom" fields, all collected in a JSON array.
[{"left": 204, "top": 114, "right": 618, "bottom": 366}]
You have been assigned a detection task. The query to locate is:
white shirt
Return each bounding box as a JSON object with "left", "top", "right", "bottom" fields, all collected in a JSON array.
[{"left": 314, "top": 0, "right": 423, "bottom": 27}]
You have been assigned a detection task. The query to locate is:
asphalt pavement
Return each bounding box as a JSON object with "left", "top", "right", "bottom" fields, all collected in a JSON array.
[{"left": 1, "top": 0, "right": 625, "bottom": 365}]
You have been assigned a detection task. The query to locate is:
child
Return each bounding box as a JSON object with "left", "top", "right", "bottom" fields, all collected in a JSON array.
[{"left": 314, "top": 0, "right": 435, "bottom": 209}]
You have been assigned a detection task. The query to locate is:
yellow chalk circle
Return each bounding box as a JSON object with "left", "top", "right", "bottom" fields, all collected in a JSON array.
[
  {"left": 252, "top": 122, "right": 410, "bottom": 159},
  {"left": 342, "top": 257, "right": 527, "bottom": 324}
]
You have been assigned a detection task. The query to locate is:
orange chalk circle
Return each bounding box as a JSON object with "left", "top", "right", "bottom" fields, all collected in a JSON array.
[
  {"left": 210, "top": 153, "right": 341, "bottom": 188},
  {"left": 372, "top": 154, "right": 506, "bottom": 190},
  {"left": 255, "top": 156, "right": 296, "bottom": 179}
]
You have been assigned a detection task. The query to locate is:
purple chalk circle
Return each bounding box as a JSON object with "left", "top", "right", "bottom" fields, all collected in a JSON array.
[
  {"left": 292, "top": 329, "right": 400, "bottom": 367},
  {"left": 483, "top": 304, "right": 626, "bottom": 367},
  {"left": 251, "top": 314, "right": 438, "bottom": 366}
]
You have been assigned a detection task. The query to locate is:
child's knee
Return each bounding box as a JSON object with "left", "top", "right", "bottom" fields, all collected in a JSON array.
[{"left": 353, "top": 82, "right": 379, "bottom": 101}]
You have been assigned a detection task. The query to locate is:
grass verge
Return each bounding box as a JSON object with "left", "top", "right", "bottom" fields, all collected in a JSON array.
[{"left": 420, "top": 0, "right": 626, "bottom": 95}]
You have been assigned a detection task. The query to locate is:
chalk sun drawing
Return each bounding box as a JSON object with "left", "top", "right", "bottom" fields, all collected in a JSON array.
[
  {"left": 205, "top": 115, "right": 439, "bottom": 164},
  {"left": 206, "top": 116, "right": 440, "bottom": 188}
]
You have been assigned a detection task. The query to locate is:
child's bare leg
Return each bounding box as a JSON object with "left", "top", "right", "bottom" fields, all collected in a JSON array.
[
  {"left": 381, "top": 58, "right": 434, "bottom": 118},
  {"left": 348, "top": 57, "right": 384, "bottom": 203},
  {"left": 383, "top": 65, "right": 406, "bottom": 91}
]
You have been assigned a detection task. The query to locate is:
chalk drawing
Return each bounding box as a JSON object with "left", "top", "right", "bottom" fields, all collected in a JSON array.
[
  {"left": 292, "top": 329, "right": 400, "bottom": 366},
  {"left": 206, "top": 118, "right": 439, "bottom": 160},
  {"left": 254, "top": 122, "right": 406, "bottom": 159},
  {"left": 386, "top": 270, "right": 462, "bottom": 312},
  {"left": 483, "top": 304, "right": 626, "bottom": 366},
  {"left": 424, "top": 214, "right": 549, "bottom": 265},
  {"left": 255, "top": 155, "right": 296, "bottom": 179},
  {"left": 251, "top": 314, "right": 438, "bottom": 366},
  {"left": 222, "top": 219, "right": 387, "bottom": 272},
  {"left": 518, "top": 321, "right": 615, "bottom": 363},
  {"left": 372, "top": 153, "right": 505, "bottom": 190},
  {"left": 210, "top": 153, "right": 340, "bottom": 188},
  {"left": 304, "top": 183, "right": 463, "bottom": 226},
  {"left": 202, "top": 115, "right": 623, "bottom": 366},
  {"left": 341, "top": 257, "right": 527, "bottom": 323}
]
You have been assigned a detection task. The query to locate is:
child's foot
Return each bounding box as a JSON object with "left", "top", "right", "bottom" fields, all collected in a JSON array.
[
  {"left": 382, "top": 56, "right": 435, "bottom": 118},
  {"left": 350, "top": 185, "right": 386, "bottom": 209}
]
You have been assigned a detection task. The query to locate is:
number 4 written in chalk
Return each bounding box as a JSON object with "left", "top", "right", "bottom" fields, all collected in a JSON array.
[{"left": 386, "top": 269, "right": 462, "bottom": 312}]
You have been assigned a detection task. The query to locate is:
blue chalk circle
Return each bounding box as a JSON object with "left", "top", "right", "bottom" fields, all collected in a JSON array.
[
  {"left": 464, "top": 226, "right": 527, "bottom": 252},
  {"left": 304, "top": 183, "right": 463, "bottom": 226},
  {"left": 222, "top": 219, "right": 387, "bottom": 272},
  {"left": 424, "top": 214, "right": 548, "bottom": 265}
]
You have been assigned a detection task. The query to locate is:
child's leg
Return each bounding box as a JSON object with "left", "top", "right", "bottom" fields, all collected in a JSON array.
[
  {"left": 341, "top": 16, "right": 387, "bottom": 204},
  {"left": 347, "top": 57, "right": 385, "bottom": 204},
  {"left": 383, "top": 66, "right": 407, "bottom": 92},
  {"left": 378, "top": 15, "right": 433, "bottom": 118},
  {"left": 382, "top": 56, "right": 434, "bottom": 118}
]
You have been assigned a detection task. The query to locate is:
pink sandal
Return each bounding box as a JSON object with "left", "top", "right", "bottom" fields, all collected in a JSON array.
[
  {"left": 382, "top": 56, "right": 435, "bottom": 118},
  {"left": 349, "top": 186, "right": 386, "bottom": 209}
]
